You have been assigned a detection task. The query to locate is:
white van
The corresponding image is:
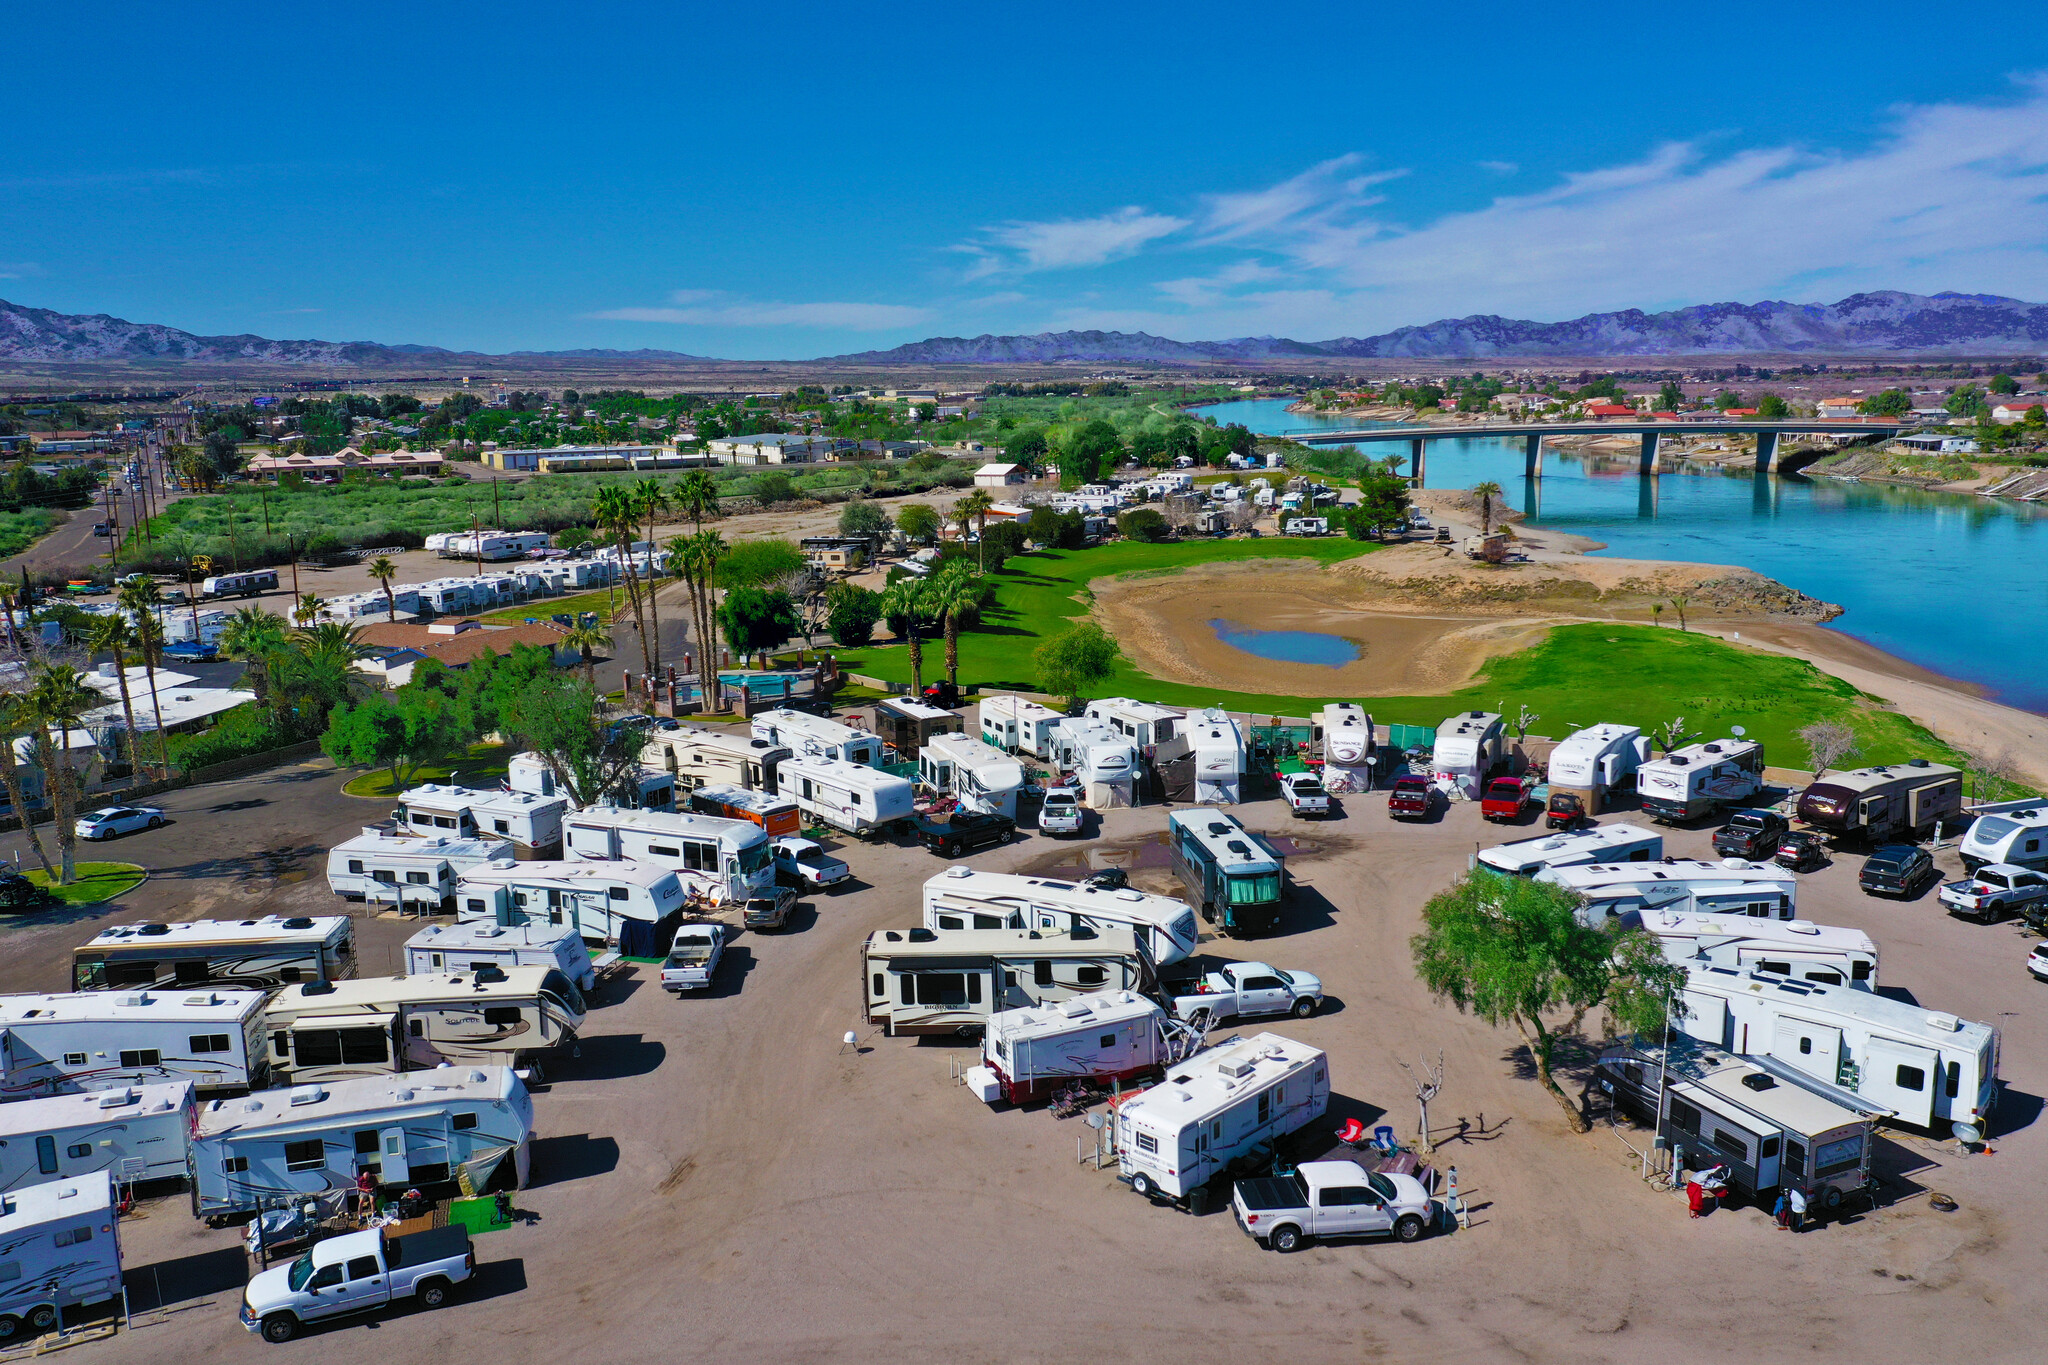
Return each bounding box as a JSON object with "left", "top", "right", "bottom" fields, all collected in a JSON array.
[
  {"left": 326, "top": 829, "right": 513, "bottom": 910},
  {"left": 1114, "top": 1033, "right": 1329, "bottom": 1206},
  {"left": 404, "top": 922, "right": 597, "bottom": 992},
  {"left": 776, "top": 755, "right": 915, "bottom": 836},
  {"left": 1474, "top": 823, "right": 1663, "bottom": 877}
]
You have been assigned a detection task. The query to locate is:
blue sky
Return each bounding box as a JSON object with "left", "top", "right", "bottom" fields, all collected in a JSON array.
[{"left": 7, "top": 1, "right": 2048, "bottom": 359}]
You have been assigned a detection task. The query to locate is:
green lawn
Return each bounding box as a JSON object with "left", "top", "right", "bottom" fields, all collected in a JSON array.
[
  {"left": 27, "top": 862, "right": 147, "bottom": 905},
  {"left": 340, "top": 742, "right": 517, "bottom": 799},
  {"left": 0, "top": 507, "right": 66, "bottom": 560},
  {"left": 481, "top": 586, "right": 631, "bottom": 625}
]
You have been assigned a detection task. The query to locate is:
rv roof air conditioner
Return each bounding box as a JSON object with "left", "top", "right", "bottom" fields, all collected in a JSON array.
[
  {"left": 288, "top": 1086, "right": 326, "bottom": 1107},
  {"left": 1669, "top": 757, "right": 1690, "bottom": 766},
  {"left": 944, "top": 867, "right": 973, "bottom": 879},
  {"left": 282, "top": 917, "right": 315, "bottom": 929},
  {"left": 137, "top": 923, "right": 170, "bottom": 936},
  {"left": 1208, "top": 823, "right": 1229, "bottom": 836},
  {"left": 1469, "top": 711, "right": 1485, "bottom": 719},
  {"left": 1908, "top": 758, "right": 1930, "bottom": 768},
  {"left": 907, "top": 928, "right": 937, "bottom": 943},
  {"left": 1740, "top": 1073, "right": 1776, "bottom": 1092},
  {"left": 299, "top": 982, "right": 337, "bottom": 997}
]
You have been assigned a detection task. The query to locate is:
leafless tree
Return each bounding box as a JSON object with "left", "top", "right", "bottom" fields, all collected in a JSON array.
[
  {"left": 1797, "top": 720, "right": 1860, "bottom": 779},
  {"left": 1654, "top": 715, "right": 1698, "bottom": 755},
  {"left": 1510, "top": 704, "right": 1540, "bottom": 745},
  {"left": 1963, "top": 746, "right": 2020, "bottom": 802},
  {"left": 1399, "top": 1052, "right": 1446, "bottom": 1155}
]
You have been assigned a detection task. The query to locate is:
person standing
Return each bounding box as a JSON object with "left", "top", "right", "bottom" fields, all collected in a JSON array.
[
  {"left": 1787, "top": 1184, "right": 1808, "bottom": 1233},
  {"left": 1773, "top": 1190, "right": 1791, "bottom": 1231}
]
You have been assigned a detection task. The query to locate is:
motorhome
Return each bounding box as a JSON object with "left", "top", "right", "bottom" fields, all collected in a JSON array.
[
  {"left": 0, "top": 1172, "right": 126, "bottom": 1336},
  {"left": 1629, "top": 908, "right": 1876, "bottom": 989},
  {"left": 0, "top": 1082, "right": 194, "bottom": 1191},
  {"left": 968, "top": 991, "right": 1174, "bottom": 1105},
  {"left": 776, "top": 755, "right": 916, "bottom": 836},
  {"left": 1187, "top": 707, "right": 1245, "bottom": 805},
  {"left": 1636, "top": 739, "right": 1767, "bottom": 822},
  {"left": 191, "top": 1066, "right": 532, "bottom": 1218},
  {"left": 262, "top": 968, "right": 586, "bottom": 1083},
  {"left": 1960, "top": 804, "right": 2048, "bottom": 873},
  {"left": 918, "top": 732, "right": 1026, "bottom": 819},
  {"left": 1046, "top": 719, "right": 1138, "bottom": 808},
  {"left": 437, "top": 530, "right": 552, "bottom": 561},
  {"left": 1674, "top": 962, "right": 1998, "bottom": 1137},
  {"left": 561, "top": 806, "right": 774, "bottom": 905},
  {"left": 751, "top": 709, "right": 884, "bottom": 766},
  {"left": 455, "top": 859, "right": 690, "bottom": 949},
  {"left": 686, "top": 783, "right": 801, "bottom": 837},
  {"left": 1474, "top": 823, "right": 1663, "bottom": 877},
  {"left": 326, "top": 830, "right": 513, "bottom": 912},
  {"left": 862, "top": 926, "right": 1149, "bottom": 1037},
  {"left": 393, "top": 783, "right": 569, "bottom": 859},
  {"left": 71, "top": 916, "right": 356, "bottom": 993},
  {"left": 644, "top": 727, "right": 790, "bottom": 793},
  {"left": 922, "top": 867, "right": 1199, "bottom": 967},
  {"left": 1169, "top": 809, "right": 1285, "bottom": 936},
  {"left": 1084, "top": 698, "right": 1184, "bottom": 751},
  {"left": 1797, "top": 761, "right": 1965, "bottom": 844},
  {"left": 0, "top": 989, "right": 268, "bottom": 1097},
  {"left": 979, "top": 695, "right": 1064, "bottom": 760},
  {"left": 1432, "top": 711, "right": 1508, "bottom": 798},
  {"left": 404, "top": 922, "right": 597, "bottom": 992},
  {"left": 1545, "top": 723, "right": 1651, "bottom": 815},
  {"left": 1114, "top": 1033, "right": 1330, "bottom": 1205},
  {"left": 507, "top": 751, "right": 674, "bottom": 813},
  {"left": 1537, "top": 858, "right": 1797, "bottom": 921},
  {"left": 870, "top": 697, "right": 962, "bottom": 759},
  {"left": 200, "top": 569, "right": 279, "bottom": 598},
  {"left": 1316, "top": 704, "right": 1376, "bottom": 793}
]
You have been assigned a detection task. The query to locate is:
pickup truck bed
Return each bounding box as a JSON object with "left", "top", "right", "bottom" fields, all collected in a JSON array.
[
  {"left": 388, "top": 1225, "right": 469, "bottom": 1269},
  {"left": 1232, "top": 1174, "right": 1307, "bottom": 1213}
]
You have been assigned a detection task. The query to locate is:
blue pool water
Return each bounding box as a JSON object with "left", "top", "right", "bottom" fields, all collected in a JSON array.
[
  {"left": 1212, "top": 619, "right": 1361, "bottom": 667},
  {"left": 1197, "top": 398, "right": 2048, "bottom": 713}
]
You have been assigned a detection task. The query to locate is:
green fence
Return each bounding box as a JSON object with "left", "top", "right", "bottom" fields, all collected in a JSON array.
[{"left": 1386, "top": 723, "right": 1437, "bottom": 753}]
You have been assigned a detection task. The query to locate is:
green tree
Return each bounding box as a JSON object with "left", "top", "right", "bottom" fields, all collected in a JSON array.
[
  {"left": 1004, "top": 427, "right": 1049, "bottom": 470},
  {"left": 321, "top": 686, "right": 468, "bottom": 792},
  {"left": 1714, "top": 390, "right": 1743, "bottom": 410},
  {"left": 366, "top": 555, "right": 400, "bottom": 623},
  {"left": 1344, "top": 474, "right": 1411, "bottom": 540},
  {"left": 717, "top": 539, "right": 805, "bottom": 590},
  {"left": 26, "top": 663, "right": 103, "bottom": 884},
  {"left": 825, "top": 583, "right": 883, "bottom": 646},
  {"left": 979, "top": 521, "right": 1027, "bottom": 570},
  {"left": 1024, "top": 506, "right": 1065, "bottom": 547},
  {"left": 896, "top": 502, "right": 941, "bottom": 543},
  {"left": 927, "top": 564, "right": 988, "bottom": 687},
  {"left": 1116, "top": 508, "right": 1169, "bottom": 542},
  {"left": 1987, "top": 373, "right": 2019, "bottom": 395},
  {"left": 1056, "top": 419, "right": 1123, "bottom": 484},
  {"left": 1859, "top": 389, "right": 1911, "bottom": 417},
  {"left": 632, "top": 478, "right": 670, "bottom": 671},
  {"left": 220, "top": 607, "right": 289, "bottom": 709},
  {"left": 717, "top": 587, "right": 801, "bottom": 665},
  {"left": 561, "top": 621, "right": 611, "bottom": 690},
  {"left": 0, "top": 692, "right": 55, "bottom": 876},
  {"left": 85, "top": 614, "right": 146, "bottom": 776},
  {"left": 879, "top": 578, "right": 932, "bottom": 695},
  {"left": 119, "top": 581, "right": 175, "bottom": 777},
  {"left": 673, "top": 529, "right": 728, "bottom": 709},
  {"left": 1655, "top": 381, "right": 1684, "bottom": 410},
  {"left": 1470, "top": 480, "right": 1505, "bottom": 535},
  {"left": 674, "top": 468, "right": 721, "bottom": 529},
  {"left": 751, "top": 471, "right": 798, "bottom": 504},
  {"left": 1410, "top": 873, "right": 1682, "bottom": 1132},
  {"left": 1033, "top": 620, "right": 1117, "bottom": 710},
  {"left": 1946, "top": 384, "right": 1986, "bottom": 418},
  {"left": 594, "top": 484, "right": 652, "bottom": 683},
  {"left": 1755, "top": 393, "right": 1790, "bottom": 419},
  {"left": 2023, "top": 404, "right": 2047, "bottom": 431},
  {"left": 839, "top": 499, "right": 892, "bottom": 536},
  {"left": 504, "top": 676, "right": 640, "bottom": 809}
]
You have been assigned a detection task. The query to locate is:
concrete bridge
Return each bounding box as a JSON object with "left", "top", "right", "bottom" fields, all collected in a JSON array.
[{"left": 1283, "top": 418, "right": 1914, "bottom": 484}]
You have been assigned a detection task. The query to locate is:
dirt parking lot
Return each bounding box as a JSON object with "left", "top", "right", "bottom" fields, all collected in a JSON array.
[{"left": 6, "top": 756, "right": 2045, "bottom": 1364}]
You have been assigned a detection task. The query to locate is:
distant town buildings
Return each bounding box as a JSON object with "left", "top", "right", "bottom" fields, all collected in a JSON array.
[{"left": 246, "top": 445, "right": 445, "bottom": 477}]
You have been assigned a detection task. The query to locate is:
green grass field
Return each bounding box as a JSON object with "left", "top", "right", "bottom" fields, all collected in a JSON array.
[
  {"left": 340, "top": 742, "right": 516, "bottom": 799},
  {"left": 481, "top": 586, "right": 631, "bottom": 625},
  {"left": 0, "top": 507, "right": 67, "bottom": 560},
  {"left": 27, "top": 862, "right": 147, "bottom": 905}
]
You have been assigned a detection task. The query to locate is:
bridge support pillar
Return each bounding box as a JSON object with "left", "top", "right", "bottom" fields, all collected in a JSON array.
[
  {"left": 1755, "top": 429, "right": 1778, "bottom": 476},
  {"left": 1638, "top": 430, "right": 1661, "bottom": 476},
  {"left": 1524, "top": 433, "right": 1543, "bottom": 479},
  {"left": 1408, "top": 437, "right": 1426, "bottom": 488}
]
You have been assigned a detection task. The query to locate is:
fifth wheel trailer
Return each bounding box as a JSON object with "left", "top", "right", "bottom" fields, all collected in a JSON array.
[
  {"left": 1797, "top": 761, "right": 1965, "bottom": 844},
  {"left": 862, "top": 926, "right": 1149, "bottom": 1037},
  {"left": 921, "top": 867, "right": 1200, "bottom": 967},
  {"left": 1545, "top": 723, "right": 1651, "bottom": 815},
  {"left": 0, "top": 989, "right": 269, "bottom": 1098},
  {"left": 0, "top": 1081, "right": 194, "bottom": 1192},
  {"left": 0, "top": 1172, "right": 125, "bottom": 1341}
]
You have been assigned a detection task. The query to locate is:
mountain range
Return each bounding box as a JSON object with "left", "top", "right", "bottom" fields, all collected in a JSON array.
[{"left": 4, "top": 291, "right": 2045, "bottom": 368}]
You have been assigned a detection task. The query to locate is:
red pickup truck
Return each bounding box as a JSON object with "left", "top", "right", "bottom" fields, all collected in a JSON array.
[
  {"left": 1481, "top": 775, "right": 1534, "bottom": 823},
  {"left": 1388, "top": 775, "right": 1435, "bottom": 821}
]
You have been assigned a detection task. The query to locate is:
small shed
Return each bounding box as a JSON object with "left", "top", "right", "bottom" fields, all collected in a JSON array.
[{"left": 974, "top": 463, "right": 1027, "bottom": 488}]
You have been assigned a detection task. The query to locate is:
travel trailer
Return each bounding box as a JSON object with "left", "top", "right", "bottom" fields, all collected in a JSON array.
[
  {"left": 1546, "top": 723, "right": 1652, "bottom": 815},
  {"left": 1187, "top": 707, "right": 1245, "bottom": 805},
  {"left": 751, "top": 709, "right": 884, "bottom": 766},
  {"left": 1084, "top": 698, "right": 1184, "bottom": 751},
  {"left": 922, "top": 867, "right": 1200, "bottom": 966},
  {"left": 1960, "top": 804, "right": 2048, "bottom": 873},
  {"left": 870, "top": 697, "right": 962, "bottom": 759},
  {"left": 918, "top": 732, "right": 1027, "bottom": 819},
  {"left": 508, "top": 751, "right": 675, "bottom": 813},
  {"left": 1797, "top": 761, "right": 1965, "bottom": 844},
  {"left": 393, "top": 784, "right": 569, "bottom": 860},
  {"left": 644, "top": 727, "right": 790, "bottom": 793},
  {"left": 201, "top": 569, "right": 280, "bottom": 598},
  {"left": 404, "top": 922, "right": 597, "bottom": 992},
  {"left": 1316, "top": 704, "right": 1376, "bottom": 793},
  {"left": 1674, "top": 962, "right": 1998, "bottom": 1137},
  {"left": 438, "top": 530, "right": 552, "bottom": 561},
  {"left": 1432, "top": 711, "right": 1508, "bottom": 798},
  {"left": 326, "top": 830, "right": 513, "bottom": 911},
  {"left": 1475, "top": 823, "right": 1663, "bottom": 877},
  {"left": 967, "top": 991, "right": 1176, "bottom": 1105},
  {"left": 1114, "top": 1033, "right": 1330, "bottom": 1205},
  {"left": 71, "top": 916, "right": 356, "bottom": 993},
  {"left": 1046, "top": 719, "right": 1138, "bottom": 808},
  {"left": 0, "top": 1082, "right": 194, "bottom": 1191},
  {"left": 1168, "top": 809, "right": 1285, "bottom": 935},
  {"left": 776, "top": 756, "right": 917, "bottom": 836},
  {"left": 561, "top": 806, "right": 774, "bottom": 905},
  {"left": 455, "top": 859, "right": 690, "bottom": 947},
  {"left": 1636, "top": 739, "right": 1767, "bottom": 822},
  {"left": 191, "top": 1066, "right": 532, "bottom": 1218},
  {"left": 262, "top": 968, "right": 586, "bottom": 1083},
  {"left": 0, "top": 989, "right": 268, "bottom": 1097},
  {"left": 1537, "top": 858, "right": 1797, "bottom": 921},
  {"left": 686, "top": 783, "right": 802, "bottom": 837},
  {"left": 862, "top": 926, "right": 1149, "bottom": 1036},
  {"left": 979, "top": 695, "right": 1063, "bottom": 759},
  {"left": 1630, "top": 908, "right": 1876, "bottom": 988},
  {"left": 0, "top": 1172, "right": 126, "bottom": 1336}
]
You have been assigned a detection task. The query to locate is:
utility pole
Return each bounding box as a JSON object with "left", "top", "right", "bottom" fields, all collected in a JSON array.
[
  {"left": 473, "top": 511, "right": 483, "bottom": 577},
  {"left": 286, "top": 533, "right": 300, "bottom": 601},
  {"left": 104, "top": 486, "right": 120, "bottom": 571},
  {"left": 492, "top": 477, "right": 502, "bottom": 529}
]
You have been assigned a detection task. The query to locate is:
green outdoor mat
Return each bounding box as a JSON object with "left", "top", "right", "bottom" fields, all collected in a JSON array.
[{"left": 449, "top": 1196, "right": 512, "bottom": 1235}]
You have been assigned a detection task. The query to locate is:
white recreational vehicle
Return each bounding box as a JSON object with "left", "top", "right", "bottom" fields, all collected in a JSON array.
[
  {"left": 191, "top": 1066, "right": 533, "bottom": 1218},
  {"left": 438, "top": 530, "right": 552, "bottom": 561},
  {"left": 0, "top": 1172, "right": 125, "bottom": 1338},
  {"left": 455, "top": 859, "right": 689, "bottom": 944},
  {"left": 1187, "top": 707, "right": 1245, "bottom": 805},
  {"left": 1538, "top": 858, "right": 1797, "bottom": 921},
  {"left": 1636, "top": 738, "right": 1766, "bottom": 823},
  {"left": 326, "top": 830, "right": 513, "bottom": 911},
  {"left": 918, "top": 732, "right": 1026, "bottom": 819},
  {"left": 967, "top": 991, "right": 1176, "bottom": 1106},
  {"left": 200, "top": 569, "right": 280, "bottom": 599},
  {"left": 1675, "top": 962, "right": 1999, "bottom": 1137},
  {"left": 1545, "top": 723, "right": 1651, "bottom": 814},
  {"left": 863, "top": 926, "right": 1150, "bottom": 1037},
  {"left": 405, "top": 922, "right": 597, "bottom": 992},
  {"left": 70, "top": 916, "right": 356, "bottom": 993},
  {"left": 393, "top": 783, "right": 569, "bottom": 860},
  {"left": 751, "top": 708, "right": 884, "bottom": 766},
  {"left": 0, "top": 989, "right": 268, "bottom": 1098},
  {"left": 686, "top": 783, "right": 802, "bottom": 838},
  {"left": 1631, "top": 908, "right": 1876, "bottom": 989},
  {"left": 775, "top": 755, "right": 916, "bottom": 836},
  {"left": 262, "top": 967, "right": 586, "bottom": 1083},
  {"left": 1474, "top": 823, "right": 1663, "bottom": 877},
  {"left": 1316, "top": 704, "right": 1376, "bottom": 793},
  {"left": 1046, "top": 719, "right": 1139, "bottom": 808},
  {"left": 507, "top": 751, "right": 675, "bottom": 813},
  {"left": 1960, "top": 803, "right": 2048, "bottom": 873},
  {"left": 979, "top": 695, "right": 1063, "bottom": 759},
  {"left": 1432, "top": 710, "right": 1508, "bottom": 798},
  {"left": 562, "top": 805, "right": 773, "bottom": 904},
  {"left": 1114, "top": 1033, "right": 1330, "bottom": 1206},
  {"left": 1084, "top": 698, "right": 1184, "bottom": 750},
  {"left": 643, "top": 726, "right": 790, "bottom": 793},
  {"left": 922, "top": 867, "right": 1200, "bottom": 966},
  {"left": 0, "top": 1082, "right": 194, "bottom": 1192}
]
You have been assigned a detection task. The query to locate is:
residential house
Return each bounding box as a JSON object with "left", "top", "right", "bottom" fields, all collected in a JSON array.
[
  {"left": 247, "top": 446, "right": 445, "bottom": 477},
  {"left": 1815, "top": 397, "right": 1861, "bottom": 418},
  {"left": 351, "top": 620, "right": 579, "bottom": 687},
  {"left": 974, "top": 462, "right": 1027, "bottom": 488},
  {"left": 1991, "top": 401, "right": 2043, "bottom": 425},
  {"left": 1583, "top": 403, "right": 1636, "bottom": 420},
  {"left": 707, "top": 434, "right": 838, "bottom": 465}
]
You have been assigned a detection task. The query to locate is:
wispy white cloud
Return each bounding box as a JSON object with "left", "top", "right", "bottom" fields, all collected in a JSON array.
[
  {"left": 593, "top": 290, "right": 931, "bottom": 330},
  {"left": 1476, "top": 160, "right": 1518, "bottom": 175},
  {"left": 960, "top": 206, "right": 1188, "bottom": 277},
  {"left": 268, "top": 307, "right": 322, "bottom": 315},
  {"left": 0, "top": 262, "right": 41, "bottom": 281}
]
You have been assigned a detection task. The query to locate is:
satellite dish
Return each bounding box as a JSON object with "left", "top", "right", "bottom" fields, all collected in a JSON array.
[
  {"left": 1731, "top": 726, "right": 1747, "bottom": 737},
  {"left": 1365, "top": 754, "right": 1377, "bottom": 766},
  {"left": 1086, "top": 1112, "right": 1106, "bottom": 1130},
  {"left": 1953, "top": 1122, "right": 1982, "bottom": 1144}
]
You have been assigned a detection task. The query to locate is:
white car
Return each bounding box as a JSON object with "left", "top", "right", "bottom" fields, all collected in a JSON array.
[
  {"left": 75, "top": 806, "right": 165, "bottom": 840},
  {"left": 773, "top": 836, "right": 849, "bottom": 891},
  {"left": 2028, "top": 942, "right": 2048, "bottom": 982}
]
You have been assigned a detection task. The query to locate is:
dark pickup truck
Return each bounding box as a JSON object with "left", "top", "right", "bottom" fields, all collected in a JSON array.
[
  {"left": 1714, "top": 808, "right": 1790, "bottom": 859},
  {"left": 914, "top": 809, "right": 1016, "bottom": 858}
]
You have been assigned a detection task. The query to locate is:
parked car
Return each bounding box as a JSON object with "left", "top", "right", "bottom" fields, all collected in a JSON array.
[
  {"left": 915, "top": 809, "right": 1017, "bottom": 858},
  {"left": 1161, "top": 961, "right": 1322, "bottom": 1025},
  {"left": 1938, "top": 864, "right": 2048, "bottom": 923},
  {"left": 1773, "top": 830, "right": 1829, "bottom": 873},
  {"left": 1387, "top": 775, "right": 1435, "bottom": 821},
  {"left": 241, "top": 1226, "right": 474, "bottom": 1343},
  {"left": 660, "top": 924, "right": 725, "bottom": 992},
  {"left": 1233, "top": 1161, "right": 1434, "bottom": 1251},
  {"left": 75, "top": 806, "right": 165, "bottom": 840},
  {"left": 1545, "top": 791, "right": 1587, "bottom": 830},
  {"left": 2029, "top": 942, "right": 2048, "bottom": 983},
  {"left": 1859, "top": 844, "right": 1938, "bottom": 899},
  {"left": 0, "top": 870, "right": 54, "bottom": 913},
  {"left": 1037, "top": 787, "right": 1084, "bottom": 836},
  {"left": 743, "top": 886, "right": 799, "bottom": 932},
  {"left": 772, "top": 836, "right": 849, "bottom": 892},
  {"left": 1279, "top": 771, "right": 1332, "bottom": 818},
  {"left": 1481, "top": 775, "right": 1535, "bottom": 823},
  {"left": 1715, "top": 808, "right": 1790, "bottom": 859}
]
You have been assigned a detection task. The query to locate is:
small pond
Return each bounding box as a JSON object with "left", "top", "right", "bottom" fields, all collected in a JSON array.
[{"left": 1210, "top": 619, "right": 1360, "bottom": 667}]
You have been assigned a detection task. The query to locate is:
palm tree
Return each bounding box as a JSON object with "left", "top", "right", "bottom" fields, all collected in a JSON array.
[
  {"left": 562, "top": 621, "right": 610, "bottom": 691},
  {"left": 675, "top": 469, "right": 720, "bottom": 530},
  {"left": 220, "top": 608, "right": 289, "bottom": 709},
  {"left": 674, "top": 530, "right": 727, "bottom": 710},
  {"left": 631, "top": 479, "right": 669, "bottom": 672},
  {"left": 879, "top": 577, "right": 931, "bottom": 696},
  {"left": 85, "top": 614, "right": 145, "bottom": 778},
  {"left": 955, "top": 489, "right": 996, "bottom": 571},
  {"left": 367, "top": 555, "right": 400, "bottom": 622},
  {"left": 293, "top": 592, "right": 324, "bottom": 628},
  {"left": 118, "top": 580, "right": 175, "bottom": 778},
  {"left": 593, "top": 486, "right": 652, "bottom": 683},
  {"left": 0, "top": 692, "right": 56, "bottom": 876},
  {"left": 26, "top": 663, "right": 102, "bottom": 886},
  {"left": 1471, "top": 481, "right": 1505, "bottom": 535},
  {"left": 927, "top": 564, "right": 986, "bottom": 688}
]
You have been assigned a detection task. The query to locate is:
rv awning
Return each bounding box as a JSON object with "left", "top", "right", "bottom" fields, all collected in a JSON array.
[
  {"left": 458, "top": 1144, "right": 516, "bottom": 1196},
  {"left": 287, "top": 1012, "right": 398, "bottom": 1032}
]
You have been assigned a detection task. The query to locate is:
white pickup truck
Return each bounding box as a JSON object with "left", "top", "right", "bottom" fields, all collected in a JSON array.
[
  {"left": 1232, "top": 1160, "right": 1435, "bottom": 1251},
  {"left": 241, "top": 1226, "right": 474, "bottom": 1343},
  {"left": 1038, "top": 786, "right": 1085, "bottom": 836},
  {"left": 1163, "top": 961, "right": 1323, "bottom": 1026},
  {"left": 1279, "top": 771, "right": 1332, "bottom": 818},
  {"left": 661, "top": 924, "right": 725, "bottom": 992},
  {"left": 773, "top": 836, "right": 850, "bottom": 892}
]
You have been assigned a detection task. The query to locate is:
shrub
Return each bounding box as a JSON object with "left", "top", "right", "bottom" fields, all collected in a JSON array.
[{"left": 166, "top": 705, "right": 309, "bottom": 773}]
